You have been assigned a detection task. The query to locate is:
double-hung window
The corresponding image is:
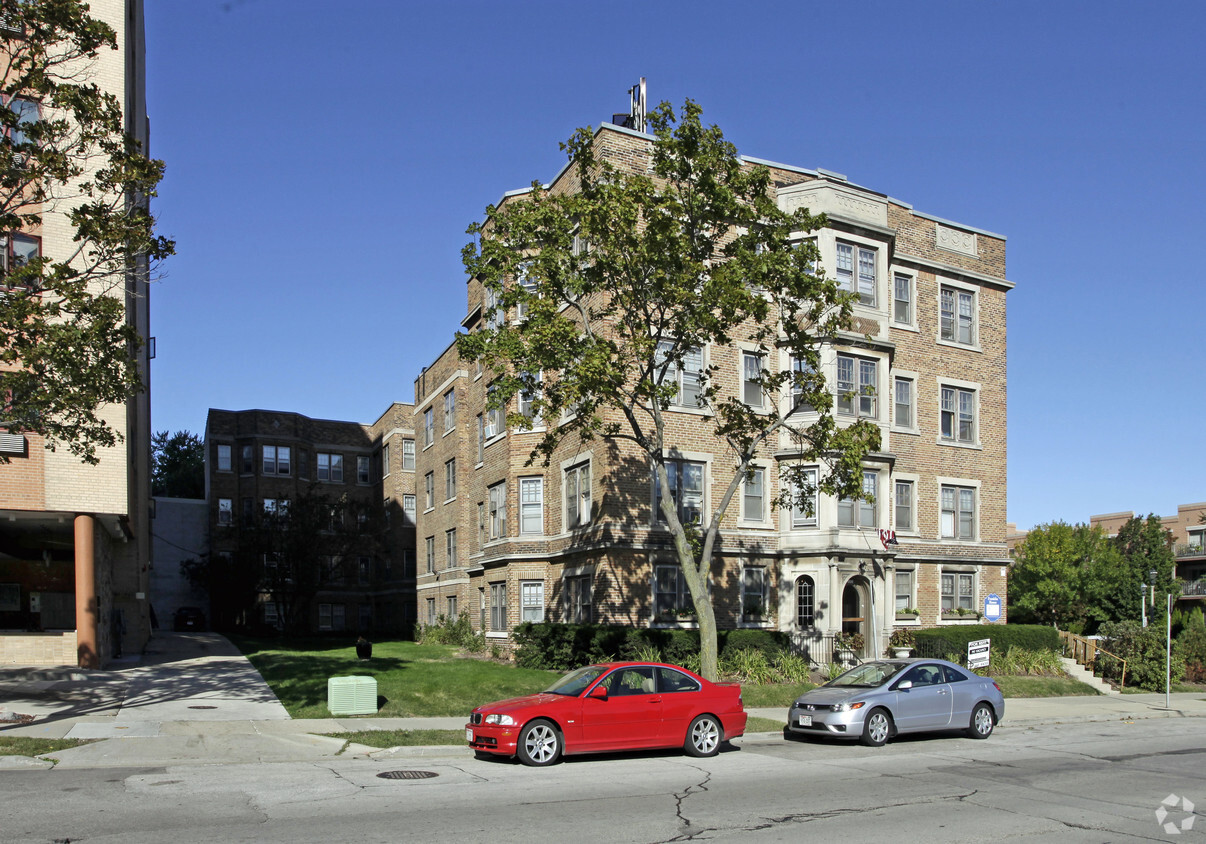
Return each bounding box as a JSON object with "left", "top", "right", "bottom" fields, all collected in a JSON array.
[
  {"left": 446, "top": 529, "right": 457, "bottom": 569},
  {"left": 940, "top": 286, "right": 976, "bottom": 345},
  {"left": 317, "top": 452, "right": 343, "bottom": 482},
  {"left": 940, "top": 485, "right": 976, "bottom": 540},
  {"left": 402, "top": 494, "right": 416, "bottom": 522},
  {"left": 262, "top": 445, "right": 290, "bottom": 476},
  {"left": 484, "top": 384, "right": 503, "bottom": 439},
  {"left": 893, "top": 273, "right": 913, "bottom": 324},
  {"left": 787, "top": 466, "right": 818, "bottom": 528},
  {"left": 218, "top": 499, "right": 232, "bottom": 526},
  {"left": 742, "top": 352, "right": 765, "bottom": 408},
  {"left": 240, "top": 445, "right": 254, "bottom": 474},
  {"left": 566, "top": 575, "right": 592, "bottom": 623},
  {"left": 445, "top": 458, "right": 456, "bottom": 500},
  {"left": 565, "top": 462, "right": 591, "bottom": 529},
  {"left": 424, "top": 471, "right": 434, "bottom": 509},
  {"left": 488, "top": 481, "right": 507, "bottom": 539},
  {"left": 490, "top": 582, "right": 507, "bottom": 631},
  {"left": 519, "top": 371, "right": 542, "bottom": 424},
  {"left": 895, "top": 569, "right": 914, "bottom": 612},
  {"left": 836, "top": 355, "right": 877, "bottom": 418},
  {"left": 357, "top": 455, "right": 370, "bottom": 484},
  {"left": 940, "top": 386, "right": 976, "bottom": 444},
  {"left": 789, "top": 355, "right": 815, "bottom": 414},
  {"left": 381, "top": 444, "right": 390, "bottom": 477},
  {"left": 519, "top": 476, "right": 543, "bottom": 535},
  {"left": 425, "top": 536, "right": 435, "bottom": 573},
  {"left": 941, "top": 572, "right": 975, "bottom": 612},
  {"left": 521, "top": 581, "right": 545, "bottom": 622},
  {"left": 423, "top": 408, "right": 434, "bottom": 447},
  {"left": 894, "top": 480, "right": 914, "bottom": 532},
  {"left": 443, "top": 390, "right": 456, "bottom": 432},
  {"left": 742, "top": 567, "right": 767, "bottom": 621},
  {"left": 836, "top": 242, "right": 876, "bottom": 306},
  {"left": 515, "top": 262, "right": 537, "bottom": 320},
  {"left": 654, "top": 564, "right": 691, "bottom": 619},
  {"left": 656, "top": 459, "right": 704, "bottom": 526},
  {"left": 742, "top": 467, "right": 765, "bottom": 522},
  {"left": 838, "top": 470, "right": 877, "bottom": 528},
  {"left": 216, "top": 444, "right": 231, "bottom": 472},
  {"left": 657, "top": 341, "right": 703, "bottom": 408},
  {"left": 894, "top": 378, "right": 913, "bottom": 429},
  {"left": 402, "top": 439, "right": 415, "bottom": 470}
]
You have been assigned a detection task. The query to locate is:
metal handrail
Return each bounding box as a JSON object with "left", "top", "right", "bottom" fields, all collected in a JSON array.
[{"left": 1059, "top": 631, "right": 1128, "bottom": 691}]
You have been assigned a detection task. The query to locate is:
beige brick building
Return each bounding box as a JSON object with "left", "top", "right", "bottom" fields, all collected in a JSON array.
[
  {"left": 1090, "top": 503, "right": 1206, "bottom": 603},
  {"left": 0, "top": 1, "right": 154, "bottom": 667},
  {"left": 203, "top": 406, "right": 417, "bottom": 635},
  {"left": 414, "top": 122, "right": 1013, "bottom": 662}
]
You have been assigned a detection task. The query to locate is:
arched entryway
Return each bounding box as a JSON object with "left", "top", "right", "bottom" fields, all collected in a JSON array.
[{"left": 841, "top": 577, "right": 870, "bottom": 656}]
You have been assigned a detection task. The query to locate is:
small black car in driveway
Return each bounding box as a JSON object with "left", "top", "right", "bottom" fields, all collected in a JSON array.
[{"left": 173, "top": 606, "right": 206, "bottom": 631}]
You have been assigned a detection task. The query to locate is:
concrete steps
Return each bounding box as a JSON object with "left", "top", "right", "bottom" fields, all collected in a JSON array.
[{"left": 1060, "top": 656, "right": 1119, "bottom": 696}]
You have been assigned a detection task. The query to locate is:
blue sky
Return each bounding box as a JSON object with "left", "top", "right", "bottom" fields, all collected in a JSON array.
[{"left": 144, "top": 0, "right": 1206, "bottom": 531}]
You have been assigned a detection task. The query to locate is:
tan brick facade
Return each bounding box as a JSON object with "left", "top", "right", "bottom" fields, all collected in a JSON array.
[{"left": 413, "top": 124, "right": 1013, "bottom": 660}]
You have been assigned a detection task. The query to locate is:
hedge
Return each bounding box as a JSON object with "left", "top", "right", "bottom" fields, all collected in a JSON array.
[
  {"left": 914, "top": 624, "right": 1060, "bottom": 662},
  {"left": 511, "top": 622, "right": 791, "bottom": 671}
]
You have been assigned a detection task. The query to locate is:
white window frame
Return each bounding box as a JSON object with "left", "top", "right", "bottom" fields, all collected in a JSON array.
[
  {"left": 938, "top": 478, "right": 979, "bottom": 541},
  {"left": 939, "top": 380, "right": 980, "bottom": 447},
  {"left": 894, "top": 476, "right": 917, "bottom": 534},
  {"left": 938, "top": 281, "right": 979, "bottom": 349},
  {"left": 656, "top": 341, "right": 704, "bottom": 409},
  {"left": 836, "top": 354, "right": 878, "bottom": 419},
  {"left": 835, "top": 240, "right": 877, "bottom": 307},
  {"left": 423, "top": 408, "right": 435, "bottom": 448},
  {"left": 796, "top": 575, "right": 816, "bottom": 628},
  {"left": 445, "top": 458, "right": 457, "bottom": 501},
  {"left": 217, "top": 498, "right": 232, "bottom": 526},
  {"left": 518, "top": 370, "right": 543, "bottom": 426},
  {"left": 484, "top": 384, "right": 504, "bottom": 440},
  {"left": 262, "top": 445, "right": 291, "bottom": 476},
  {"left": 741, "top": 350, "right": 765, "bottom": 409},
  {"left": 424, "top": 471, "right": 434, "bottom": 510},
  {"left": 741, "top": 465, "right": 767, "bottom": 524},
  {"left": 381, "top": 444, "right": 390, "bottom": 477},
  {"left": 838, "top": 470, "right": 878, "bottom": 529},
  {"left": 521, "top": 580, "right": 545, "bottom": 623},
  {"left": 357, "top": 455, "right": 370, "bottom": 484},
  {"left": 488, "top": 481, "right": 507, "bottom": 540},
  {"left": 317, "top": 452, "right": 343, "bottom": 483},
  {"left": 892, "top": 271, "right": 915, "bottom": 327},
  {"left": 402, "top": 439, "right": 415, "bottom": 471},
  {"left": 490, "top": 582, "right": 507, "bottom": 632},
  {"left": 941, "top": 570, "right": 977, "bottom": 613},
  {"left": 895, "top": 568, "right": 915, "bottom": 612},
  {"left": 893, "top": 375, "right": 916, "bottom": 432},
  {"left": 216, "top": 444, "right": 231, "bottom": 473},
  {"left": 444, "top": 389, "right": 456, "bottom": 433},
  {"left": 565, "top": 573, "right": 592, "bottom": 623},
  {"left": 519, "top": 476, "right": 544, "bottom": 535},
  {"left": 402, "top": 494, "right": 416, "bottom": 522},
  {"left": 446, "top": 528, "right": 457, "bottom": 569},
  {"left": 425, "top": 536, "right": 435, "bottom": 573},
  {"left": 784, "top": 465, "right": 818, "bottom": 529},
  {"left": 655, "top": 457, "right": 706, "bottom": 527},
  {"left": 564, "top": 461, "right": 591, "bottom": 530}
]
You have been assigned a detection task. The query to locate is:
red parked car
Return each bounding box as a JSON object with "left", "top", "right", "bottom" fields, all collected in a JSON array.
[{"left": 467, "top": 661, "right": 748, "bottom": 766}]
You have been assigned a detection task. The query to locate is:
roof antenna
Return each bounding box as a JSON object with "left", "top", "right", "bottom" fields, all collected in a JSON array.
[{"left": 612, "top": 78, "right": 647, "bottom": 133}]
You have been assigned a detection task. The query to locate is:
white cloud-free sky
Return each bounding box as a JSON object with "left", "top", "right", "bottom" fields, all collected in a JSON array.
[{"left": 144, "top": 0, "right": 1206, "bottom": 531}]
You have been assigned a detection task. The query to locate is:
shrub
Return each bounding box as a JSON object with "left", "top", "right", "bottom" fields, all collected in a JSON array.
[
  {"left": 1176, "top": 621, "right": 1206, "bottom": 683},
  {"left": 914, "top": 624, "right": 1058, "bottom": 662},
  {"left": 1098, "top": 620, "right": 1186, "bottom": 690},
  {"left": 772, "top": 650, "right": 811, "bottom": 684},
  {"left": 721, "top": 629, "right": 789, "bottom": 659},
  {"left": 415, "top": 612, "right": 484, "bottom": 651},
  {"left": 720, "top": 648, "right": 776, "bottom": 684}
]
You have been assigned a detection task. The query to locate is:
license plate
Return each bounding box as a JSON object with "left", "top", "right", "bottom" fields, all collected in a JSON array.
[
  {"left": 466, "top": 728, "right": 473, "bottom": 742},
  {"left": 797, "top": 715, "right": 812, "bottom": 727}
]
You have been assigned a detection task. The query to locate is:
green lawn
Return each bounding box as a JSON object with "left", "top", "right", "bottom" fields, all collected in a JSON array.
[
  {"left": 991, "top": 675, "right": 1101, "bottom": 698},
  {"left": 230, "top": 635, "right": 559, "bottom": 719},
  {"left": 0, "top": 737, "right": 94, "bottom": 758}
]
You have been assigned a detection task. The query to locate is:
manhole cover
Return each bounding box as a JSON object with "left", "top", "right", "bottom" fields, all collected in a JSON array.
[
  {"left": 188, "top": 705, "right": 217, "bottom": 710},
  {"left": 376, "top": 770, "right": 439, "bottom": 780}
]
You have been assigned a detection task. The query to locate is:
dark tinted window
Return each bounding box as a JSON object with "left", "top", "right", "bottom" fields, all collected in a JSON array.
[
  {"left": 903, "top": 664, "right": 943, "bottom": 686},
  {"left": 658, "top": 667, "right": 701, "bottom": 693},
  {"left": 942, "top": 665, "right": 970, "bottom": 683}
]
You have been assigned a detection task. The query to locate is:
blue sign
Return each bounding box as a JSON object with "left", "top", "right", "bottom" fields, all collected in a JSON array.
[{"left": 984, "top": 593, "right": 1002, "bottom": 622}]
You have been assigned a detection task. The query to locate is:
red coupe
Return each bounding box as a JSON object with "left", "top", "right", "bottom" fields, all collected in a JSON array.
[{"left": 467, "top": 662, "right": 748, "bottom": 766}]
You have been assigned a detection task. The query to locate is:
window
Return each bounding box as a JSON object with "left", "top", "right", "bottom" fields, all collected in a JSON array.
[
  {"left": 446, "top": 529, "right": 457, "bottom": 569},
  {"left": 519, "top": 371, "right": 543, "bottom": 424},
  {"left": 445, "top": 459, "right": 457, "bottom": 500},
  {"left": 485, "top": 285, "right": 503, "bottom": 330},
  {"left": 490, "top": 582, "right": 507, "bottom": 631},
  {"left": 658, "top": 667, "right": 701, "bottom": 694},
  {"left": 319, "top": 603, "right": 333, "bottom": 631},
  {"left": 357, "top": 455, "right": 370, "bottom": 484},
  {"left": 742, "top": 351, "right": 765, "bottom": 408},
  {"left": 424, "top": 472, "right": 434, "bottom": 509},
  {"left": 515, "top": 262, "right": 537, "bottom": 320},
  {"left": 941, "top": 485, "right": 976, "bottom": 540},
  {"left": 940, "top": 286, "right": 976, "bottom": 345},
  {"left": 565, "top": 462, "right": 591, "bottom": 529},
  {"left": 521, "top": 581, "right": 545, "bottom": 622},
  {"left": 426, "top": 598, "right": 436, "bottom": 626},
  {"left": 447, "top": 596, "right": 457, "bottom": 619},
  {"left": 216, "top": 444, "right": 231, "bottom": 472},
  {"left": 657, "top": 341, "right": 703, "bottom": 408},
  {"left": 836, "top": 355, "right": 877, "bottom": 418},
  {"left": 443, "top": 390, "right": 456, "bottom": 432},
  {"left": 381, "top": 444, "right": 390, "bottom": 477},
  {"left": 298, "top": 450, "right": 309, "bottom": 480},
  {"left": 359, "top": 604, "right": 372, "bottom": 631},
  {"left": 488, "top": 481, "right": 507, "bottom": 539},
  {"left": 742, "top": 567, "right": 767, "bottom": 621},
  {"left": 519, "top": 476, "right": 543, "bottom": 534},
  {"left": 893, "top": 273, "right": 913, "bottom": 324},
  {"left": 423, "top": 408, "right": 434, "bottom": 448},
  {"left": 786, "top": 466, "right": 818, "bottom": 528},
  {"left": 240, "top": 445, "right": 254, "bottom": 474},
  {"left": 262, "top": 498, "right": 289, "bottom": 515},
  {"left": 894, "top": 378, "right": 913, "bottom": 429},
  {"left": 262, "top": 445, "right": 290, "bottom": 476},
  {"left": 0, "top": 232, "right": 38, "bottom": 289},
  {"left": 477, "top": 502, "right": 486, "bottom": 548},
  {"left": 742, "top": 467, "right": 765, "bottom": 522},
  {"left": 796, "top": 576, "right": 816, "bottom": 628},
  {"left": 402, "top": 439, "right": 415, "bottom": 471},
  {"left": 836, "top": 241, "right": 876, "bottom": 306},
  {"left": 895, "top": 569, "right": 914, "bottom": 612},
  {"left": 242, "top": 497, "right": 253, "bottom": 521},
  {"left": 217, "top": 499, "right": 232, "bottom": 526},
  {"left": 789, "top": 356, "right": 815, "bottom": 414},
  {"left": 425, "top": 536, "right": 435, "bottom": 573},
  {"left": 941, "top": 571, "right": 975, "bottom": 612},
  {"left": 402, "top": 494, "right": 416, "bottom": 522},
  {"left": 654, "top": 565, "right": 691, "bottom": 619},
  {"left": 484, "top": 384, "right": 503, "bottom": 439},
  {"left": 655, "top": 459, "right": 704, "bottom": 526},
  {"left": 838, "top": 470, "right": 878, "bottom": 528},
  {"left": 358, "top": 556, "right": 371, "bottom": 585},
  {"left": 566, "top": 574, "right": 592, "bottom": 623},
  {"left": 4, "top": 98, "right": 39, "bottom": 150},
  {"left": 479, "top": 588, "right": 487, "bottom": 630},
  {"left": 895, "top": 480, "right": 914, "bottom": 532},
  {"left": 263, "top": 602, "right": 279, "bottom": 628},
  {"left": 317, "top": 453, "right": 343, "bottom": 482},
  {"left": 940, "top": 386, "right": 976, "bottom": 444}
]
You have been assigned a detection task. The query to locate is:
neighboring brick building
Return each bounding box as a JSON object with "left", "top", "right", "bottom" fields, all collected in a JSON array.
[
  {"left": 1090, "top": 503, "right": 1206, "bottom": 603},
  {"left": 413, "top": 121, "right": 1013, "bottom": 662},
  {"left": 203, "top": 406, "right": 416, "bottom": 635},
  {"left": 0, "top": 1, "right": 154, "bottom": 667}
]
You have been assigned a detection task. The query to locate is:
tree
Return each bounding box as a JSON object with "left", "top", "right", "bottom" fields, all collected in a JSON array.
[
  {"left": 0, "top": 0, "right": 174, "bottom": 464},
  {"left": 151, "top": 430, "right": 203, "bottom": 498},
  {"left": 1008, "top": 522, "right": 1118, "bottom": 631},
  {"left": 456, "top": 101, "right": 880, "bottom": 680},
  {"left": 1101, "top": 514, "right": 1177, "bottom": 624}
]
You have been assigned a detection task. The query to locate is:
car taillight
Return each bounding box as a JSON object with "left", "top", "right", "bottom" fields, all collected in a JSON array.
[{"left": 993, "top": 681, "right": 1002, "bottom": 692}]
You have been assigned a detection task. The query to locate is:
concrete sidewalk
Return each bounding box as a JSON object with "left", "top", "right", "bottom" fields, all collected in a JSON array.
[{"left": 3, "top": 633, "right": 1205, "bottom": 769}]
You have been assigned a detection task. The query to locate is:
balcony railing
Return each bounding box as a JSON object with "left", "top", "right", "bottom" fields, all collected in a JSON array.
[
  {"left": 1175, "top": 543, "right": 1206, "bottom": 559},
  {"left": 1182, "top": 578, "right": 1206, "bottom": 597}
]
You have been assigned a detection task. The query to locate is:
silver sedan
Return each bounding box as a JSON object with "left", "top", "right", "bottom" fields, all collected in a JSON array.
[{"left": 786, "top": 658, "right": 1005, "bottom": 747}]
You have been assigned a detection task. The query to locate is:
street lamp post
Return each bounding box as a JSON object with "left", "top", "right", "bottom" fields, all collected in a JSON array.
[
  {"left": 1141, "top": 583, "right": 1148, "bottom": 628},
  {"left": 1150, "top": 568, "right": 1158, "bottom": 609},
  {"left": 1166, "top": 591, "right": 1172, "bottom": 710}
]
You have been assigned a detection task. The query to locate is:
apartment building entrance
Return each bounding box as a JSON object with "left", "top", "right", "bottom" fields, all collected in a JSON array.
[{"left": 841, "top": 578, "right": 869, "bottom": 656}]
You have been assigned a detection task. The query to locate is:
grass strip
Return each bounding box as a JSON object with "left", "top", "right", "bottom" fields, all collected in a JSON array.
[{"left": 0, "top": 737, "right": 94, "bottom": 757}]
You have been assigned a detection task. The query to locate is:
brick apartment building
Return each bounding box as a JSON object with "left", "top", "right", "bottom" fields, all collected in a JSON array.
[
  {"left": 413, "top": 121, "right": 1013, "bottom": 661},
  {"left": 1091, "top": 503, "right": 1206, "bottom": 604},
  {"left": 0, "top": 1, "right": 154, "bottom": 668},
  {"left": 203, "top": 405, "right": 417, "bottom": 635}
]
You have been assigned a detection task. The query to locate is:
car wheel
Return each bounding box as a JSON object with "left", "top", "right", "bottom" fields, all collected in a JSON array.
[
  {"left": 860, "top": 708, "right": 892, "bottom": 747},
  {"left": 685, "top": 714, "right": 721, "bottom": 757},
  {"left": 967, "top": 703, "right": 994, "bottom": 739},
  {"left": 516, "top": 719, "right": 561, "bottom": 766}
]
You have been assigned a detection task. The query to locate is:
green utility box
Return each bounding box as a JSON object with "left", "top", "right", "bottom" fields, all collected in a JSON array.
[{"left": 327, "top": 675, "right": 378, "bottom": 716}]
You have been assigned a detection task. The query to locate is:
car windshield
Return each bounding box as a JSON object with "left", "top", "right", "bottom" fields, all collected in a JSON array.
[
  {"left": 544, "top": 664, "right": 610, "bottom": 696},
  {"left": 826, "top": 661, "right": 905, "bottom": 688}
]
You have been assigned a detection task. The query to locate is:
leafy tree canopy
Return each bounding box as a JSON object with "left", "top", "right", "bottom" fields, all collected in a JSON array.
[
  {"left": 456, "top": 100, "right": 881, "bottom": 679},
  {"left": 0, "top": 0, "right": 174, "bottom": 463},
  {"left": 151, "top": 430, "right": 203, "bottom": 499}
]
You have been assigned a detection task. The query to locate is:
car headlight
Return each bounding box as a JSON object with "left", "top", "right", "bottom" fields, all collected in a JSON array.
[
  {"left": 832, "top": 701, "right": 866, "bottom": 712},
  {"left": 484, "top": 714, "right": 515, "bottom": 726}
]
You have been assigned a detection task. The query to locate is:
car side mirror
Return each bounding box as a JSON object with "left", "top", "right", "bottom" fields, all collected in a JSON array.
[
  {"left": 895, "top": 680, "right": 913, "bottom": 691},
  {"left": 588, "top": 685, "right": 608, "bottom": 700}
]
